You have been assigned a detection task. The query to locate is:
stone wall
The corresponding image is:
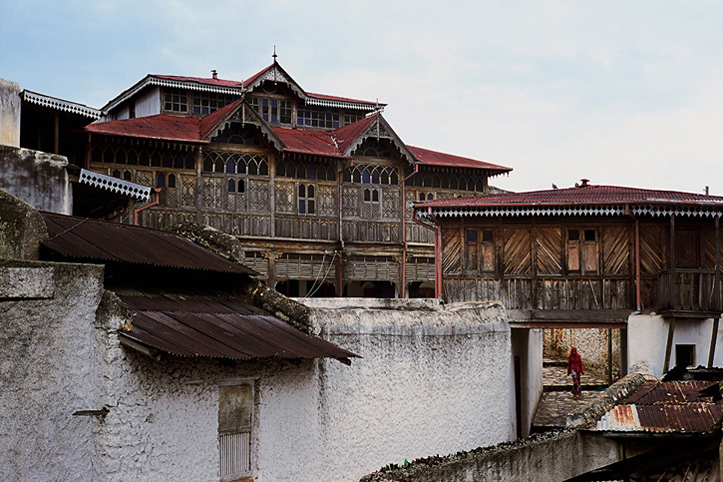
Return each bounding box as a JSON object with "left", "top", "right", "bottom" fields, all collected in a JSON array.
[
  {"left": 358, "top": 429, "right": 620, "bottom": 482},
  {"left": 0, "top": 78, "right": 20, "bottom": 147},
  {"left": 0, "top": 146, "right": 71, "bottom": 214},
  {"left": 544, "top": 327, "right": 622, "bottom": 379}
]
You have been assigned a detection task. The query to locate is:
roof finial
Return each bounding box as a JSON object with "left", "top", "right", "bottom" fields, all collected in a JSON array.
[{"left": 272, "top": 45, "right": 278, "bottom": 63}]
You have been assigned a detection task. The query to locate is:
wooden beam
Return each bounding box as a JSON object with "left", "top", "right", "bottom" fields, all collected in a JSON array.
[
  {"left": 708, "top": 317, "right": 719, "bottom": 368},
  {"left": 663, "top": 318, "right": 676, "bottom": 372}
]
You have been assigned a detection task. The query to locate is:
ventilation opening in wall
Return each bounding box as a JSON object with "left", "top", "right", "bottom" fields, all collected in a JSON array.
[{"left": 675, "top": 344, "right": 696, "bottom": 368}]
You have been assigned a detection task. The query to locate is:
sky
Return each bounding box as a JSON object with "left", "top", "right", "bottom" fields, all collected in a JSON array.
[{"left": 1, "top": 1, "right": 722, "bottom": 194}]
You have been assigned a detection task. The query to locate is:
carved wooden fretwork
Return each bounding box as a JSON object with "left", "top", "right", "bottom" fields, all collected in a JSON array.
[
  {"left": 317, "top": 185, "right": 336, "bottom": 217},
  {"left": 343, "top": 189, "right": 359, "bottom": 217},
  {"left": 262, "top": 66, "right": 289, "bottom": 84},
  {"left": 382, "top": 189, "right": 400, "bottom": 219},
  {"left": 248, "top": 181, "right": 269, "bottom": 212},
  {"left": 275, "top": 182, "right": 294, "bottom": 213},
  {"left": 181, "top": 177, "right": 195, "bottom": 207},
  {"left": 136, "top": 171, "right": 153, "bottom": 188},
  {"left": 203, "top": 178, "right": 224, "bottom": 209}
]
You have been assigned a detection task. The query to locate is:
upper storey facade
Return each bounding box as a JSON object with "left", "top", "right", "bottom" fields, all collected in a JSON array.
[{"left": 82, "top": 60, "right": 512, "bottom": 297}]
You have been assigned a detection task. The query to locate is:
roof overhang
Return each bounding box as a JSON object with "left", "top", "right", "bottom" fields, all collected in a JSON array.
[
  {"left": 117, "top": 292, "right": 359, "bottom": 362},
  {"left": 21, "top": 90, "right": 101, "bottom": 119},
  {"left": 102, "top": 75, "right": 246, "bottom": 113},
  {"left": 342, "top": 114, "right": 416, "bottom": 165},
  {"left": 203, "top": 100, "right": 285, "bottom": 153},
  {"left": 78, "top": 169, "right": 152, "bottom": 202},
  {"left": 417, "top": 202, "right": 723, "bottom": 219}
]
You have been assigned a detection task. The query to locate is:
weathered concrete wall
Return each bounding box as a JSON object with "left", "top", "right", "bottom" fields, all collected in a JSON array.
[
  {"left": 628, "top": 314, "right": 723, "bottom": 378},
  {"left": 0, "top": 79, "right": 21, "bottom": 147},
  {"left": 305, "top": 300, "right": 515, "bottom": 482},
  {"left": 0, "top": 261, "right": 107, "bottom": 482},
  {"left": 0, "top": 146, "right": 71, "bottom": 214},
  {"left": 358, "top": 430, "right": 620, "bottom": 482},
  {"left": 0, "top": 189, "right": 48, "bottom": 260},
  {"left": 545, "top": 327, "right": 621, "bottom": 379}
]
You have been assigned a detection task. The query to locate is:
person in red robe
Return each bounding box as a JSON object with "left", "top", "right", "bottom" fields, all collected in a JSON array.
[{"left": 567, "top": 347, "right": 584, "bottom": 399}]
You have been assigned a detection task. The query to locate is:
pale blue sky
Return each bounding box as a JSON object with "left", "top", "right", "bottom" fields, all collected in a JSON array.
[{"left": 2, "top": 1, "right": 722, "bottom": 194}]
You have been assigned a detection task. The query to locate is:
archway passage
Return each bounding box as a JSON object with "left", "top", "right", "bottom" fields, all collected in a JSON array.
[
  {"left": 344, "top": 281, "right": 397, "bottom": 298},
  {"left": 275, "top": 280, "right": 337, "bottom": 297},
  {"left": 408, "top": 281, "right": 435, "bottom": 298}
]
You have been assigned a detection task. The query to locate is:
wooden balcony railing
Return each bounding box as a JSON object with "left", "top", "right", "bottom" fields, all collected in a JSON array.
[{"left": 658, "top": 269, "right": 722, "bottom": 313}]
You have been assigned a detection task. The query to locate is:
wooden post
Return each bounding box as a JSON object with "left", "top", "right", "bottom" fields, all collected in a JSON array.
[
  {"left": 709, "top": 216, "right": 720, "bottom": 367},
  {"left": 670, "top": 214, "right": 676, "bottom": 309},
  {"left": 620, "top": 327, "right": 628, "bottom": 376},
  {"left": 607, "top": 328, "right": 613, "bottom": 384},
  {"left": 663, "top": 318, "right": 676, "bottom": 373}
]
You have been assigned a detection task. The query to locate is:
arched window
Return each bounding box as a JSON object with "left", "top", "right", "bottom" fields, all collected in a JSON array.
[
  {"left": 228, "top": 179, "right": 236, "bottom": 192},
  {"left": 226, "top": 158, "right": 236, "bottom": 174},
  {"left": 168, "top": 173, "right": 176, "bottom": 188},
  {"left": 238, "top": 179, "right": 245, "bottom": 193},
  {"left": 112, "top": 169, "right": 121, "bottom": 178},
  {"left": 298, "top": 184, "right": 315, "bottom": 214},
  {"left": 123, "top": 170, "right": 132, "bottom": 181},
  {"left": 157, "top": 173, "right": 165, "bottom": 187}
]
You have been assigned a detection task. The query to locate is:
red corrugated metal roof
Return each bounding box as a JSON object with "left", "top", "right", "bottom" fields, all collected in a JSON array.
[
  {"left": 199, "top": 98, "right": 245, "bottom": 139},
  {"left": 85, "top": 114, "right": 206, "bottom": 144},
  {"left": 418, "top": 184, "right": 723, "bottom": 208},
  {"left": 153, "top": 74, "right": 245, "bottom": 89},
  {"left": 272, "top": 126, "right": 345, "bottom": 158},
  {"left": 333, "top": 114, "right": 379, "bottom": 154},
  {"left": 118, "top": 292, "right": 358, "bottom": 360},
  {"left": 41, "top": 212, "right": 256, "bottom": 275},
  {"left": 595, "top": 381, "right": 723, "bottom": 433},
  {"left": 409, "top": 145, "right": 513, "bottom": 172}
]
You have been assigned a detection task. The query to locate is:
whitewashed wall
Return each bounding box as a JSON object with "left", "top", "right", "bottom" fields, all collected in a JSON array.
[
  {"left": 1, "top": 264, "right": 513, "bottom": 482},
  {"left": 627, "top": 314, "right": 723, "bottom": 378}
]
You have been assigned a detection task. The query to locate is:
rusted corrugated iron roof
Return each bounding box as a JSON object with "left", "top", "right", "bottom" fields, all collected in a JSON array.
[
  {"left": 118, "top": 292, "right": 358, "bottom": 361},
  {"left": 595, "top": 380, "right": 723, "bottom": 433},
  {"left": 41, "top": 212, "right": 256, "bottom": 275}
]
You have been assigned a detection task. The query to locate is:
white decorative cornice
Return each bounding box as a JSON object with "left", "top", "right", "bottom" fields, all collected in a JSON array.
[
  {"left": 79, "top": 169, "right": 151, "bottom": 202},
  {"left": 306, "top": 97, "right": 376, "bottom": 111},
  {"left": 420, "top": 203, "right": 723, "bottom": 219},
  {"left": 21, "top": 91, "right": 101, "bottom": 119}
]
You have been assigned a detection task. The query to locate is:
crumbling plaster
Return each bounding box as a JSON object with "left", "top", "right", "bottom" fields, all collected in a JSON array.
[
  {"left": 0, "top": 146, "right": 71, "bottom": 215},
  {"left": 0, "top": 78, "right": 21, "bottom": 147}
]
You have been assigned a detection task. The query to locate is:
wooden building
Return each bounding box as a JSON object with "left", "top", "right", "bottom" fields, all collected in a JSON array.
[
  {"left": 414, "top": 180, "right": 723, "bottom": 371},
  {"left": 79, "top": 59, "right": 511, "bottom": 297}
]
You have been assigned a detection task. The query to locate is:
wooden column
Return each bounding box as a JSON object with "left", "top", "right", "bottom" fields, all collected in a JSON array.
[
  {"left": 708, "top": 215, "right": 720, "bottom": 367},
  {"left": 664, "top": 318, "right": 676, "bottom": 372},
  {"left": 620, "top": 327, "right": 628, "bottom": 377}
]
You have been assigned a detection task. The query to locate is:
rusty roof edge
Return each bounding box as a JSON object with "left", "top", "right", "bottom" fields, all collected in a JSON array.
[{"left": 567, "top": 372, "right": 651, "bottom": 429}]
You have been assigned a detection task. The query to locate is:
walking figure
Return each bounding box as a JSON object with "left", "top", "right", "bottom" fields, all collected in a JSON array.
[{"left": 567, "top": 347, "right": 584, "bottom": 399}]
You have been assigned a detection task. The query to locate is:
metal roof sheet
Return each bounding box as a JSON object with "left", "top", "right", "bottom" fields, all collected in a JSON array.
[
  {"left": 595, "top": 381, "right": 723, "bottom": 433},
  {"left": 85, "top": 114, "right": 207, "bottom": 144},
  {"left": 41, "top": 213, "right": 256, "bottom": 275},
  {"left": 118, "top": 292, "right": 358, "bottom": 360},
  {"left": 409, "top": 145, "right": 513, "bottom": 173}
]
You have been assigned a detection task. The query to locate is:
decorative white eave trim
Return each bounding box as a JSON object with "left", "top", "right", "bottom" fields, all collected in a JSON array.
[
  {"left": 21, "top": 91, "right": 101, "bottom": 119},
  {"left": 418, "top": 203, "right": 723, "bottom": 219},
  {"left": 343, "top": 114, "right": 416, "bottom": 166},
  {"left": 79, "top": 169, "right": 151, "bottom": 202},
  {"left": 306, "top": 97, "right": 377, "bottom": 111},
  {"left": 103, "top": 76, "right": 245, "bottom": 113}
]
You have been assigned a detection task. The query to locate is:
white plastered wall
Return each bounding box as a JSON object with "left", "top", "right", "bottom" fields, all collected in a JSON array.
[{"left": 627, "top": 313, "right": 723, "bottom": 378}]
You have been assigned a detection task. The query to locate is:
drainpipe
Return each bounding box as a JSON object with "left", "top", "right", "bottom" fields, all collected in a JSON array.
[
  {"left": 133, "top": 188, "right": 161, "bottom": 226},
  {"left": 626, "top": 205, "right": 641, "bottom": 310},
  {"left": 401, "top": 164, "right": 419, "bottom": 298},
  {"left": 412, "top": 206, "right": 441, "bottom": 299}
]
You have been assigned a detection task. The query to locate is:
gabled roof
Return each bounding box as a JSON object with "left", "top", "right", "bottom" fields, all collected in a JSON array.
[
  {"left": 41, "top": 212, "right": 256, "bottom": 275},
  {"left": 85, "top": 114, "right": 207, "bottom": 144},
  {"left": 409, "top": 146, "right": 513, "bottom": 175},
  {"left": 417, "top": 183, "right": 723, "bottom": 219},
  {"left": 273, "top": 126, "right": 344, "bottom": 158},
  {"left": 117, "top": 291, "right": 359, "bottom": 361}
]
